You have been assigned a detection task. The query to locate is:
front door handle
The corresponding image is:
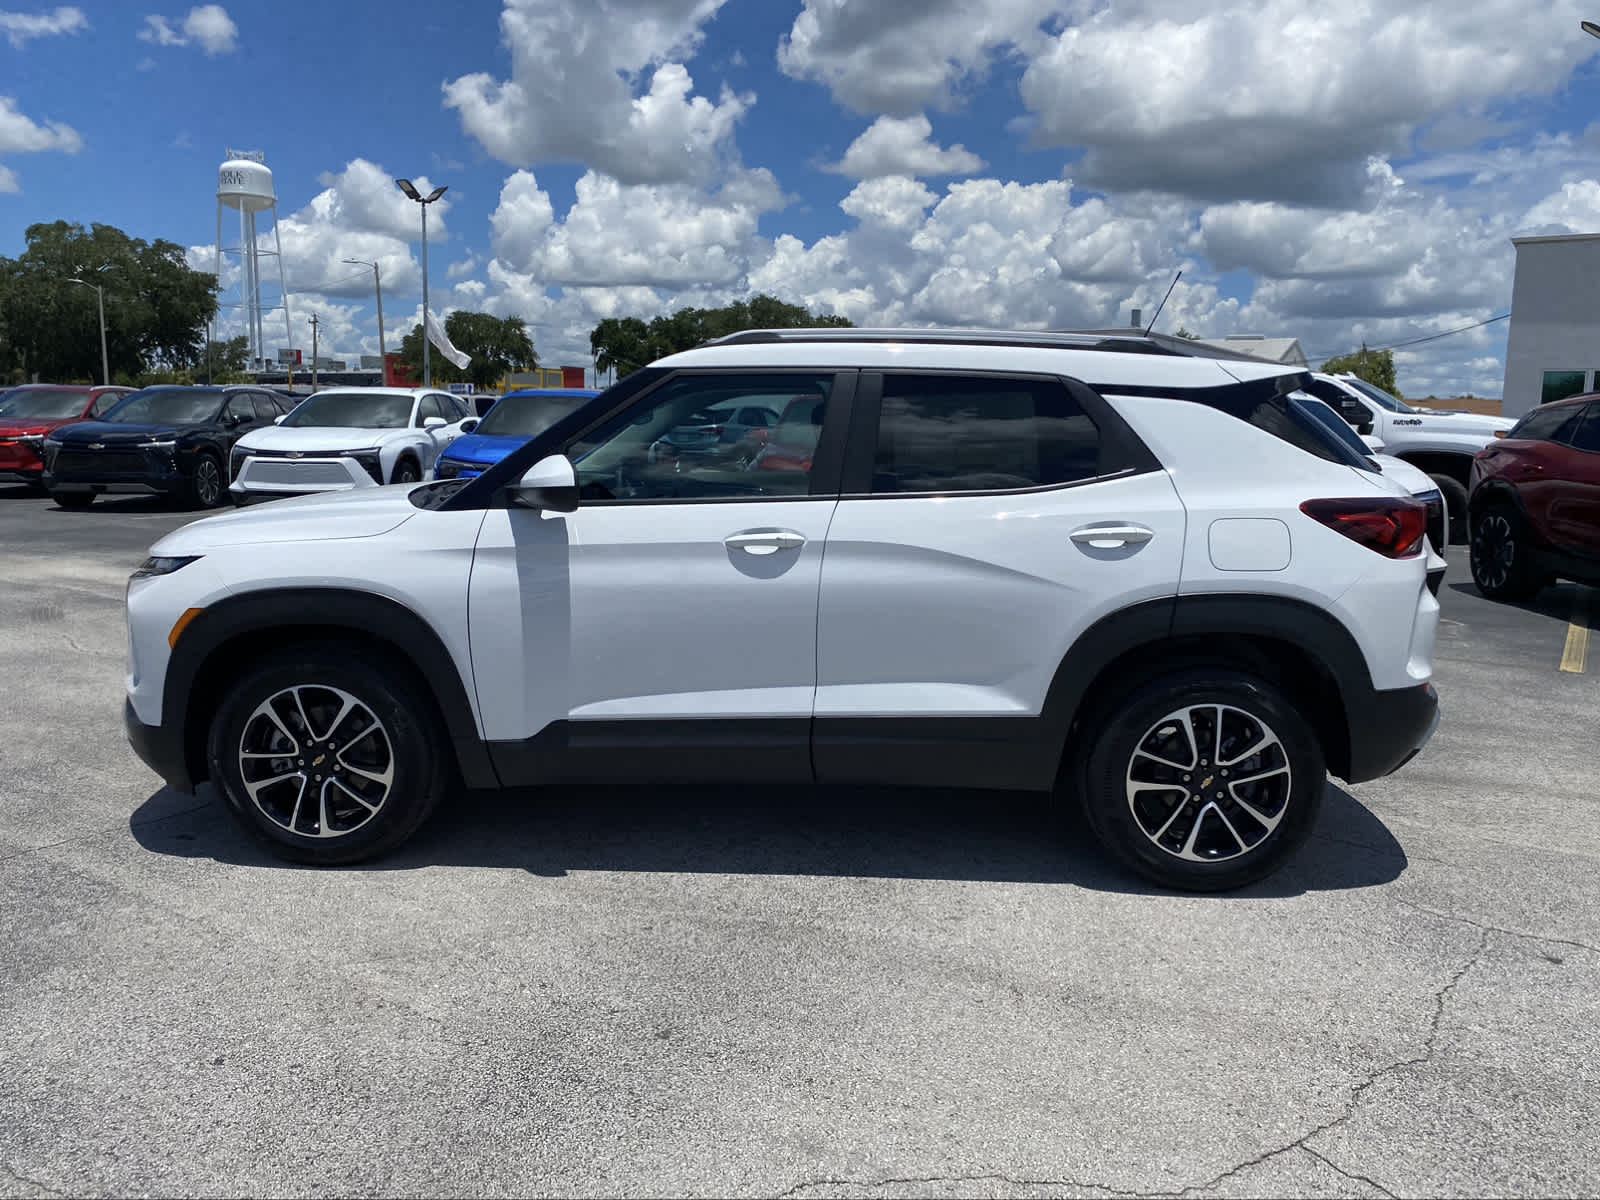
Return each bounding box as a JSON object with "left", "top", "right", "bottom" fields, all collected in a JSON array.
[
  {"left": 724, "top": 529, "right": 807, "bottom": 556},
  {"left": 1071, "top": 523, "right": 1155, "bottom": 549}
]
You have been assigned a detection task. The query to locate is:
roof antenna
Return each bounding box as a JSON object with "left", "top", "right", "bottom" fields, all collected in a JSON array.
[{"left": 1144, "top": 270, "right": 1182, "bottom": 335}]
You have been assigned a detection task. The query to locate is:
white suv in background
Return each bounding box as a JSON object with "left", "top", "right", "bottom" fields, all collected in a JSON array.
[
  {"left": 228, "top": 387, "right": 478, "bottom": 503},
  {"left": 125, "top": 329, "right": 1440, "bottom": 892}
]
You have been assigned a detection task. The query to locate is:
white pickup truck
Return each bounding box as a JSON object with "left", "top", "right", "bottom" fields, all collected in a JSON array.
[{"left": 1299, "top": 372, "right": 1514, "bottom": 538}]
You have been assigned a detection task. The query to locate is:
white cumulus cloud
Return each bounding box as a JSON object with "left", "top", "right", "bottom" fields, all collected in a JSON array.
[
  {"left": 825, "top": 114, "right": 985, "bottom": 179},
  {"left": 0, "top": 94, "right": 82, "bottom": 192},
  {"left": 0, "top": 5, "right": 87, "bottom": 48},
  {"left": 139, "top": 4, "right": 237, "bottom": 55}
]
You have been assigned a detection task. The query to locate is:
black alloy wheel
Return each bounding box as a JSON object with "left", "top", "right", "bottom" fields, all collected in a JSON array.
[
  {"left": 189, "top": 454, "right": 224, "bottom": 509},
  {"left": 391, "top": 458, "right": 421, "bottom": 485},
  {"left": 1470, "top": 506, "right": 1545, "bottom": 602}
]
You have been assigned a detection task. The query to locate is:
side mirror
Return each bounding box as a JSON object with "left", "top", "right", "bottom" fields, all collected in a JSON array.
[
  {"left": 423, "top": 416, "right": 448, "bottom": 430},
  {"left": 1360, "top": 433, "right": 1385, "bottom": 452},
  {"left": 460, "top": 419, "right": 479, "bottom": 434},
  {"left": 509, "top": 454, "right": 578, "bottom": 513},
  {"left": 1356, "top": 418, "right": 1374, "bottom": 436}
]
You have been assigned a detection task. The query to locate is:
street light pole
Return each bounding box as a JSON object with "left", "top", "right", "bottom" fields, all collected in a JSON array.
[
  {"left": 394, "top": 178, "right": 448, "bottom": 387},
  {"left": 343, "top": 258, "right": 386, "bottom": 361},
  {"left": 67, "top": 275, "right": 109, "bottom": 385}
]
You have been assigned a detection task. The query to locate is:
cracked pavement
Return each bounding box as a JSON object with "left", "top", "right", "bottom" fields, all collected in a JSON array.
[{"left": 1, "top": 489, "right": 1598, "bottom": 1198}]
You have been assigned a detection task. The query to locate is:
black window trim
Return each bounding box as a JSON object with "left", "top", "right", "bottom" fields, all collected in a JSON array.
[
  {"left": 836, "top": 368, "right": 1162, "bottom": 500},
  {"left": 437, "top": 367, "right": 856, "bottom": 511}
]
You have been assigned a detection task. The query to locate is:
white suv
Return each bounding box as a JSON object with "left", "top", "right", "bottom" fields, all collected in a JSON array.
[{"left": 124, "top": 329, "right": 1440, "bottom": 891}]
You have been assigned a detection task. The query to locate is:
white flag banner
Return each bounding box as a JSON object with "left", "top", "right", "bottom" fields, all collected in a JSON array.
[{"left": 425, "top": 309, "right": 471, "bottom": 370}]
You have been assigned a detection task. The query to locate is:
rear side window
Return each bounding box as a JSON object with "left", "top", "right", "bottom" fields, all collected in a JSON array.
[
  {"left": 872, "top": 375, "right": 1104, "bottom": 494},
  {"left": 1175, "top": 378, "right": 1375, "bottom": 472},
  {"left": 1565, "top": 405, "right": 1600, "bottom": 453},
  {"left": 1510, "top": 403, "right": 1585, "bottom": 443}
]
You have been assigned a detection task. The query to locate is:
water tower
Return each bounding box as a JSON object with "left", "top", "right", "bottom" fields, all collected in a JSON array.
[{"left": 214, "top": 149, "right": 291, "bottom": 370}]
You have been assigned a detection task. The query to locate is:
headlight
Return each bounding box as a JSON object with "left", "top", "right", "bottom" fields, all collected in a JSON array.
[
  {"left": 131, "top": 555, "right": 201, "bottom": 580},
  {"left": 139, "top": 440, "right": 178, "bottom": 451},
  {"left": 19, "top": 434, "right": 43, "bottom": 446}
]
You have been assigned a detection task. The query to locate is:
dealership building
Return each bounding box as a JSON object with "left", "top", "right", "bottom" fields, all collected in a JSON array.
[{"left": 1502, "top": 232, "right": 1600, "bottom": 418}]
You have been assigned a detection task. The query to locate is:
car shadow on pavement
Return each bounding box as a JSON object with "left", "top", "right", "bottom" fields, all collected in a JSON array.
[
  {"left": 130, "top": 779, "right": 1406, "bottom": 898},
  {"left": 1448, "top": 578, "right": 1590, "bottom": 624}
]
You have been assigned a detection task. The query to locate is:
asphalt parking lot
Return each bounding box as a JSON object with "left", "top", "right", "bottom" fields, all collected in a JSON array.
[{"left": 2, "top": 487, "right": 1597, "bottom": 1200}]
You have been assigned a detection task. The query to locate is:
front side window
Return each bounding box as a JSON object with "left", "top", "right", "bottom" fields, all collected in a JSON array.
[
  {"left": 872, "top": 374, "right": 1103, "bottom": 494},
  {"left": 567, "top": 373, "right": 834, "bottom": 502},
  {"left": 252, "top": 395, "right": 280, "bottom": 422},
  {"left": 222, "top": 395, "right": 256, "bottom": 424},
  {"left": 476, "top": 393, "right": 592, "bottom": 438},
  {"left": 416, "top": 395, "right": 446, "bottom": 425},
  {"left": 1541, "top": 371, "right": 1587, "bottom": 407},
  {"left": 1344, "top": 378, "right": 1416, "bottom": 414}
]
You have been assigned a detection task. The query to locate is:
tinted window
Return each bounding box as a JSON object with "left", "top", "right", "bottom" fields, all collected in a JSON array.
[
  {"left": 1541, "top": 370, "right": 1587, "bottom": 407},
  {"left": 0, "top": 388, "right": 92, "bottom": 420},
  {"left": 448, "top": 395, "right": 472, "bottom": 420},
  {"left": 1510, "top": 404, "right": 1585, "bottom": 443},
  {"left": 1345, "top": 378, "right": 1416, "bottom": 414},
  {"left": 567, "top": 373, "right": 834, "bottom": 501},
  {"left": 103, "top": 388, "right": 224, "bottom": 425},
  {"left": 873, "top": 375, "right": 1102, "bottom": 494},
  {"left": 1566, "top": 405, "right": 1600, "bottom": 453},
  {"left": 1292, "top": 395, "right": 1376, "bottom": 458},
  {"left": 252, "top": 394, "right": 280, "bottom": 421},
  {"left": 417, "top": 395, "right": 446, "bottom": 425},
  {"left": 1304, "top": 379, "right": 1371, "bottom": 425},
  {"left": 1175, "top": 379, "right": 1376, "bottom": 472}
]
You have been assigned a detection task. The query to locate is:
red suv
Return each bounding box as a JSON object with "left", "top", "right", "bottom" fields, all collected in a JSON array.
[
  {"left": 0, "top": 384, "right": 133, "bottom": 488},
  {"left": 1467, "top": 393, "right": 1600, "bottom": 600}
]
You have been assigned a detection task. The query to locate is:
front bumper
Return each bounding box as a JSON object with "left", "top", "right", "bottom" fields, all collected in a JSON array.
[
  {"left": 125, "top": 698, "right": 194, "bottom": 793},
  {"left": 1343, "top": 681, "right": 1440, "bottom": 783}
]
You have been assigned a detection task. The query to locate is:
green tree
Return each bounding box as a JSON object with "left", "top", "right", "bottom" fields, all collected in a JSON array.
[
  {"left": 1322, "top": 345, "right": 1402, "bottom": 399},
  {"left": 589, "top": 294, "right": 852, "bottom": 379},
  {"left": 197, "top": 336, "right": 251, "bottom": 383},
  {"left": 0, "top": 221, "right": 217, "bottom": 382},
  {"left": 1173, "top": 325, "right": 1200, "bottom": 340},
  {"left": 399, "top": 311, "right": 536, "bottom": 389}
]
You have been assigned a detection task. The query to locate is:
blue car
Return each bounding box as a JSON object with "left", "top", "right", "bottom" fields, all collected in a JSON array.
[{"left": 434, "top": 388, "right": 601, "bottom": 480}]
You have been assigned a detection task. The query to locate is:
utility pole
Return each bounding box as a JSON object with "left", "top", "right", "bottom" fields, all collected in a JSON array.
[{"left": 309, "top": 314, "right": 320, "bottom": 393}]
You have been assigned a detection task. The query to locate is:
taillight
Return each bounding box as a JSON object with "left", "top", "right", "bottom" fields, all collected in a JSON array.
[{"left": 1300, "top": 497, "right": 1428, "bottom": 558}]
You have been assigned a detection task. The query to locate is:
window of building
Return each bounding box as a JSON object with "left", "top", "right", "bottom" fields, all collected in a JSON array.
[{"left": 1540, "top": 370, "right": 1587, "bottom": 406}]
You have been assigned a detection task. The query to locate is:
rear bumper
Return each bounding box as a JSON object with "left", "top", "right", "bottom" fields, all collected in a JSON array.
[
  {"left": 124, "top": 699, "right": 194, "bottom": 793},
  {"left": 1343, "top": 681, "right": 1439, "bottom": 783}
]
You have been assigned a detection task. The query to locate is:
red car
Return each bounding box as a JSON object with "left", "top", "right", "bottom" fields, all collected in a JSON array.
[
  {"left": 0, "top": 384, "right": 133, "bottom": 488},
  {"left": 751, "top": 394, "right": 827, "bottom": 472},
  {"left": 1467, "top": 392, "right": 1600, "bottom": 600}
]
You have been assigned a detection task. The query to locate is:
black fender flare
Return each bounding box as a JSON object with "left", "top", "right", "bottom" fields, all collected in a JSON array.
[{"left": 165, "top": 587, "right": 498, "bottom": 790}]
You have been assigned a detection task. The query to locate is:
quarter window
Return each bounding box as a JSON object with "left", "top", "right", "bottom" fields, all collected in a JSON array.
[
  {"left": 871, "top": 375, "right": 1104, "bottom": 494},
  {"left": 566, "top": 373, "right": 835, "bottom": 502}
]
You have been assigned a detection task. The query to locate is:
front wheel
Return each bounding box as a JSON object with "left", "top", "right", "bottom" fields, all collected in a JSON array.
[
  {"left": 207, "top": 649, "right": 448, "bottom": 864},
  {"left": 1470, "top": 505, "right": 1545, "bottom": 601},
  {"left": 1076, "top": 670, "right": 1325, "bottom": 892},
  {"left": 390, "top": 457, "right": 420, "bottom": 485},
  {"left": 187, "top": 453, "right": 224, "bottom": 509}
]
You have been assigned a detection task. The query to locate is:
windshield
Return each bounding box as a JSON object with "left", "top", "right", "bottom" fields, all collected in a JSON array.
[
  {"left": 0, "top": 388, "right": 92, "bottom": 420},
  {"left": 1292, "top": 394, "right": 1377, "bottom": 458},
  {"left": 280, "top": 391, "right": 413, "bottom": 429},
  {"left": 475, "top": 393, "right": 592, "bottom": 437},
  {"left": 1345, "top": 378, "right": 1416, "bottom": 414},
  {"left": 103, "top": 388, "right": 223, "bottom": 425}
]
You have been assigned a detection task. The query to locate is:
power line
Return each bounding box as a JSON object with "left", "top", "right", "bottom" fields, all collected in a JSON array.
[{"left": 1306, "top": 311, "right": 1511, "bottom": 362}]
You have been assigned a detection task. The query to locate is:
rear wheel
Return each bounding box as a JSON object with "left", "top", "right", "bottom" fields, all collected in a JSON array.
[
  {"left": 207, "top": 648, "right": 448, "bottom": 865},
  {"left": 187, "top": 453, "right": 224, "bottom": 509},
  {"left": 52, "top": 491, "right": 93, "bottom": 509},
  {"left": 1470, "top": 504, "right": 1545, "bottom": 601},
  {"left": 1429, "top": 474, "right": 1469, "bottom": 544},
  {"left": 1075, "top": 669, "right": 1324, "bottom": 892}
]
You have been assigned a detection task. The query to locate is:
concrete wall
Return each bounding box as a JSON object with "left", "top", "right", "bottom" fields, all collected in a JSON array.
[{"left": 1502, "top": 235, "right": 1600, "bottom": 418}]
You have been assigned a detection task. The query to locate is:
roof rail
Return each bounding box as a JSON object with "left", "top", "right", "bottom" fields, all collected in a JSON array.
[{"left": 703, "top": 327, "right": 1186, "bottom": 355}]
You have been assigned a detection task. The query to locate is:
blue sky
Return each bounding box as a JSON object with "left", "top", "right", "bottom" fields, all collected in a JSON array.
[{"left": 6, "top": 1, "right": 1600, "bottom": 397}]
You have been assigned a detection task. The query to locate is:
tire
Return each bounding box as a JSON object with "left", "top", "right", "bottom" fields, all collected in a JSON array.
[
  {"left": 187, "top": 453, "right": 224, "bottom": 509},
  {"left": 1470, "top": 504, "right": 1545, "bottom": 602},
  {"left": 206, "top": 648, "right": 449, "bottom": 865},
  {"left": 1429, "top": 473, "right": 1469, "bottom": 544},
  {"left": 1076, "top": 669, "right": 1325, "bottom": 892},
  {"left": 390, "top": 457, "right": 420, "bottom": 486},
  {"left": 52, "top": 491, "right": 93, "bottom": 509}
]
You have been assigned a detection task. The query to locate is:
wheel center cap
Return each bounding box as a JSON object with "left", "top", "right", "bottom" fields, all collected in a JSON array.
[{"left": 1200, "top": 774, "right": 1215, "bottom": 789}]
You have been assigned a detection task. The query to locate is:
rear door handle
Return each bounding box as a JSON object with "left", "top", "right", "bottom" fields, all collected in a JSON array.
[
  {"left": 1071, "top": 523, "right": 1155, "bottom": 549},
  {"left": 724, "top": 529, "right": 807, "bottom": 556}
]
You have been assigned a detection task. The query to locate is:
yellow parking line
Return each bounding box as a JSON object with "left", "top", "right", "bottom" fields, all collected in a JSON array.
[{"left": 1560, "top": 587, "right": 1591, "bottom": 674}]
